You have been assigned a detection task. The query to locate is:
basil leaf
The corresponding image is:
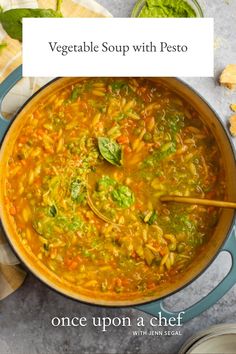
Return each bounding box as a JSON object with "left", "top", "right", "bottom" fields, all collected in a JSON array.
[
  {"left": 0, "top": 8, "right": 62, "bottom": 42},
  {"left": 111, "top": 185, "right": 135, "bottom": 208},
  {"left": 98, "top": 137, "right": 123, "bottom": 167},
  {"left": 49, "top": 204, "right": 57, "bottom": 217}
]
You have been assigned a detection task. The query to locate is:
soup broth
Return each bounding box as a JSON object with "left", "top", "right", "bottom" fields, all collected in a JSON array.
[{"left": 5, "top": 78, "right": 225, "bottom": 300}]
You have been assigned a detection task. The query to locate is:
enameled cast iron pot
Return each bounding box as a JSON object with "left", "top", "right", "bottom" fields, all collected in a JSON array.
[{"left": 0, "top": 66, "right": 236, "bottom": 321}]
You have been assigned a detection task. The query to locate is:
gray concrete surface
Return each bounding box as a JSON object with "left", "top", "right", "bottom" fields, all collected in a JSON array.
[{"left": 1, "top": 0, "right": 236, "bottom": 353}]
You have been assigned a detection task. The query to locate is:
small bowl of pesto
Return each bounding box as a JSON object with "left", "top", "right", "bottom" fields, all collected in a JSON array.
[{"left": 131, "top": 0, "right": 203, "bottom": 18}]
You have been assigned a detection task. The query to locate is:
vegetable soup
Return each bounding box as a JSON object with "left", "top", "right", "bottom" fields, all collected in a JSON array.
[{"left": 5, "top": 78, "right": 225, "bottom": 300}]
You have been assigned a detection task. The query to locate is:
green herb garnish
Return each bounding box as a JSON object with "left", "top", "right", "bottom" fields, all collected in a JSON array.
[
  {"left": 98, "top": 137, "right": 123, "bottom": 167},
  {"left": 0, "top": 1, "right": 63, "bottom": 42},
  {"left": 49, "top": 204, "right": 57, "bottom": 217},
  {"left": 94, "top": 175, "right": 135, "bottom": 211},
  {"left": 111, "top": 185, "right": 135, "bottom": 209}
]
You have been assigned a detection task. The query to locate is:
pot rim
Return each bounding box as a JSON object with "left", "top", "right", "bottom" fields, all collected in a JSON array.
[{"left": 0, "top": 76, "right": 235, "bottom": 307}]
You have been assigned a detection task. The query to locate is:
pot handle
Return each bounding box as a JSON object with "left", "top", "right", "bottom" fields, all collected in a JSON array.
[
  {"left": 0, "top": 65, "right": 23, "bottom": 143},
  {"left": 136, "top": 229, "right": 236, "bottom": 322},
  {"left": 0, "top": 66, "right": 23, "bottom": 267}
]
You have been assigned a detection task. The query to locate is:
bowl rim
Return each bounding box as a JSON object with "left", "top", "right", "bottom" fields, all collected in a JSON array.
[
  {"left": 179, "top": 324, "right": 236, "bottom": 354},
  {"left": 185, "top": 332, "right": 236, "bottom": 354}
]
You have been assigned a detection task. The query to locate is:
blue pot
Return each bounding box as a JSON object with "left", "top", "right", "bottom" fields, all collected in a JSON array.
[{"left": 0, "top": 66, "right": 235, "bottom": 321}]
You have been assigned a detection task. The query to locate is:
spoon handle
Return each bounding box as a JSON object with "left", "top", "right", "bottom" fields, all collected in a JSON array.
[{"left": 160, "top": 196, "right": 236, "bottom": 209}]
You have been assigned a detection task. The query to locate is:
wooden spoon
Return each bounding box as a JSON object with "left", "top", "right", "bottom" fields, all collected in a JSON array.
[
  {"left": 87, "top": 191, "right": 121, "bottom": 226},
  {"left": 87, "top": 193, "right": 236, "bottom": 227},
  {"left": 87, "top": 169, "right": 236, "bottom": 226},
  {"left": 160, "top": 195, "right": 236, "bottom": 209}
]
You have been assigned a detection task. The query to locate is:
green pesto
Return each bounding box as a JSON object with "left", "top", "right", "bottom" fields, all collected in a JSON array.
[{"left": 138, "top": 0, "right": 197, "bottom": 18}]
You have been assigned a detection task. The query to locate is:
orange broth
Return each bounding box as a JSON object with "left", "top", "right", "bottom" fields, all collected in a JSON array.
[{"left": 5, "top": 78, "right": 225, "bottom": 299}]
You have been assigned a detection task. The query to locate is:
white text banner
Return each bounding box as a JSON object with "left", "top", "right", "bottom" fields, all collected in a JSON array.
[{"left": 22, "top": 18, "right": 214, "bottom": 77}]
